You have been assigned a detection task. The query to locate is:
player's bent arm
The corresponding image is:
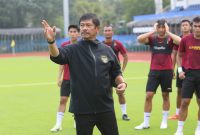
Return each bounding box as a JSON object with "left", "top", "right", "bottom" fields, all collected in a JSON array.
[
  {"left": 171, "top": 50, "right": 177, "bottom": 70},
  {"left": 166, "top": 31, "right": 181, "bottom": 45},
  {"left": 177, "top": 51, "right": 183, "bottom": 68},
  {"left": 176, "top": 51, "right": 182, "bottom": 66},
  {"left": 137, "top": 31, "right": 155, "bottom": 44},
  {"left": 122, "top": 54, "right": 128, "bottom": 72},
  {"left": 58, "top": 65, "right": 64, "bottom": 80},
  {"left": 57, "top": 65, "right": 64, "bottom": 87},
  {"left": 177, "top": 51, "right": 185, "bottom": 79}
]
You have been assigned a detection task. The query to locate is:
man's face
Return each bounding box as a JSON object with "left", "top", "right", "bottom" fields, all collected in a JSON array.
[
  {"left": 181, "top": 22, "right": 191, "bottom": 34},
  {"left": 80, "top": 19, "right": 99, "bottom": 40},
  {"left": 156, "top": 25, "right": 166, "bottom": 37},
  {"left": 68, "top": 28, "right": 79, "bottom": 41},
  {"left": 103, "top": 26, "right": 113, "bottom": 39},
  {"left": 193, "top": 22, "right": 200, "bottom": 37}
]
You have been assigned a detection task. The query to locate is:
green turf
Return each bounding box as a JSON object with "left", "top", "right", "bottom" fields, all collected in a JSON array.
[{"left": 0, "top": 56, "right": 198, "bottom": 135}]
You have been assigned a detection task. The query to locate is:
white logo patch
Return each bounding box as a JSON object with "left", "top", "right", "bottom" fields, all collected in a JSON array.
[{"left": 101, "top": 55, "right": 108, "bottom": 63}]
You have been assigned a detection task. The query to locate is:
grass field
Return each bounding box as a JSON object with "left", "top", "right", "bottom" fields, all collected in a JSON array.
[{"left": 0, "top": 56, "right": 198, "bottom": 135}]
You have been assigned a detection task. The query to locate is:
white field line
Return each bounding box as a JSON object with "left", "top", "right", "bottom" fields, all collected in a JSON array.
[
  {"left": 0, "top": 82, "right": 56, "bottom": 88},
  {"left": 0, "top": 76, "right": 147, "bottom": 88}
]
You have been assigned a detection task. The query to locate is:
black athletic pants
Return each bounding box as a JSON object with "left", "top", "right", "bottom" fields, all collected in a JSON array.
[{"left": 74, "top": 111, "right": 119, "bottom": 135}]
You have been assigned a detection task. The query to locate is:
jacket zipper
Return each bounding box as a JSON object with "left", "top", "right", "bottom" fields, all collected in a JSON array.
[
  {"left": 88, "top": 45, "right": 97, "bottom": 77},
  {"left": 88, "top": 45, "right": 97, "bottom": 114}
]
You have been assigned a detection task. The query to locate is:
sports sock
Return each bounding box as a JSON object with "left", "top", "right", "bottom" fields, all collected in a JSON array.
[
  {"left": 144, "top": 112, "right": 151, "bottom": 125},
  {"left": 162, "top": 110, "right": 169, "bottom": 123},
  {"left": 56, "top": 112, "right": 64, "bottom": 127},
  {"left": 196, "top": 121, "right": 200, "bottom": 130},
  {"left": 177, "top": 121, "right": 184, "bottom": 132},
  {"left": 120, "top": 104, "right": 127, "bottom": 115}
]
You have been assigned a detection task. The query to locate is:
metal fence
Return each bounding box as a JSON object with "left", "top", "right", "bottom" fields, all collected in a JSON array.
[{"left": 0, "top": 29, "right": 149, "bottom": 54}]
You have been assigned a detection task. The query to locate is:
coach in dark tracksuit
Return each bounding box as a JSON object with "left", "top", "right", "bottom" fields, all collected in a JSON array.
[{"left": 42, "top": 13, "right": 127, "bottom": 135}]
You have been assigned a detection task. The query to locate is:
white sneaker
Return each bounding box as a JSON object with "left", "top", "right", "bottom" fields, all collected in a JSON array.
[
  {"left": 174, "top": 131, "right": 183, "bottom": 135},
  {"left": 135, "top": 123, "right": 150, "bottom": 130},
  {"left": 160, "top": 121, "right": 167, "bottom": 129},
  {"left": 195, "top": 129, "right": 200, "bottom": 135},
  {"left": 50, "top": 125, "right": 62, "bottom": 132},
  {"left": 74, "top": 121, "right": 76, "bottom": 128}
]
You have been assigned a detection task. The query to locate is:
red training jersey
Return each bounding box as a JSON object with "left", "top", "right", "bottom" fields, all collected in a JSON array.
[
  {"left": 61, "top": 41, "right": 71, "bottom": 80},
  {"left": 148, "top": 35, "right": 176, "bottom": 70},
  {"left": 173, "top": 36, "right": 187, "bottom": 67},
  {"left": 179, "top": 33, "right": 200, "bottom": 70},
  {"left": 103, "top": 40, "right": 127, "bottom": 61}
]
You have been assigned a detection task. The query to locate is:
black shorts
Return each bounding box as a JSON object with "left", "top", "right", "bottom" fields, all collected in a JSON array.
[
  {"left": 146, "top": 70, "right": 173, "bottom": 93},
  {"left": 176, "top": 67, "right": 185, "bottom": 88},
  {"left": 60, "top": 80, "right": 70, "bottom": 97},
  {"left": 74, "top": 111, "right": 119, "bottom": 135},
  {"left": 182, "top": 70, "right": 200, "bottom": 99}
]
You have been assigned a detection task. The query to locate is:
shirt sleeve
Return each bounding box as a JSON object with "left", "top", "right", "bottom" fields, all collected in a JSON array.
[
  {"left": 117, "top": 41, "right": 127, "bottom": 55},
  {"left": 50, "top": 46, "right": 72, "bottom": 65},
  {"left": 168, "top": 37, "right": 177, "bottom": 49},
  {"left": 173, "top": 44, "right": 179, "bottom": 51}
]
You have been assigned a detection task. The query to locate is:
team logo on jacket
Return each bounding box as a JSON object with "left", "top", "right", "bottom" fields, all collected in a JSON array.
[{"left": 101, "top": 55, "right": 108, "bottom": 63}]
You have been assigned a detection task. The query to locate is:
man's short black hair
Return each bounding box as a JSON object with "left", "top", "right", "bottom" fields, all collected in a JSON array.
[
  {"left": 180, "top": 19, "right": 191, "bottom": 25},
  {"left": 79, "top": 13, "right": 100, "bottom": 27},
  {"left": 157, "top": 19, "right": 167, "bottom": 26},
  {"left": 192, "top": 16, "right": 200, "bottom": 23},
  {"left": 68, "top": 25, "right": 79, "bottom": 32}
]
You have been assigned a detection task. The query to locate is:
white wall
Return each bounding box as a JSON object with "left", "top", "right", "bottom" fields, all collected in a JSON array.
[
  {"left": 171, "top": 0, "right": 200, "bottom": 9},
  {"left": 189, "top": 0, "right": 200, "bottom": 5}
]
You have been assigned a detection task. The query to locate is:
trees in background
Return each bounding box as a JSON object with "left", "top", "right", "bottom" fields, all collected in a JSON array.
[{"left": 0, "top": 0, "right": 170, "bottom": 34}]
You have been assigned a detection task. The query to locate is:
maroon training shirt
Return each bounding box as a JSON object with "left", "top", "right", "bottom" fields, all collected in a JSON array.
[
  {"left": 173, "top": 38, "right": 186, "bottom": 67},
  {"left": 148, "top": 35, "right": 176, "bottom": 70},
  {"left": 179, "top": 33, "right": 200, "bottom": 69},
  {"left": 103, "top": 40, "right": 127, "bottom": 61},
  {"left": 61, "top": 41, "right": 71, "bottom": 80}
]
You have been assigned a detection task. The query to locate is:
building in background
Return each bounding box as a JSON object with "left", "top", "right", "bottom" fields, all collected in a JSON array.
[{"left": 127, "top": 0, "right": 200, "bottom": 34}]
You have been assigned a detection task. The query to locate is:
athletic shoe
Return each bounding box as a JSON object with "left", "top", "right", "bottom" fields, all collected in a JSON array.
[
  {"left": 122, "top": 114, "right": 130, "bottom": 121},
  {"left": 168, "top": 114, "right": 179, "bottom": 120},
  {"left": 195, "top": 129, "right": 200, "bottom": 135},
  {"left": 50, "top": 125, "right": 62, "bottom": 132},
  {"left": 174, "top": 131, "right": 183, "bottom": 135},
  {"left": 135, "top": 123, "right": 150, "bottom": 130},
  {"left": 160, "top": 121, "right": 167, "bottom": 129}
]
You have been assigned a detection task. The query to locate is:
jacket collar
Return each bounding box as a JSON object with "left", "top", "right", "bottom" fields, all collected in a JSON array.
[{"left": 80, "top": 39, "right": 101, "bottom": 46}]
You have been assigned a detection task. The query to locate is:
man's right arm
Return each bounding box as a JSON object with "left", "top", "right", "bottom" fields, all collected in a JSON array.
[
  {"left": 42, "top": 20, "right": 59, "bottom": 57},
  {"left": 137, "top": 31, "right": 154, "bottom": 44},
  {"left": 42, "top": 20, "right": 70, "bottom": 65},
  {"left": 177, "top": 39, "right": 185, "bottom": 79}
]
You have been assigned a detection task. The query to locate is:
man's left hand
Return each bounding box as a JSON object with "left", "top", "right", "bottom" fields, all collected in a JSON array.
[{"left": 116, "top": 82, "right": 127, "bottom": 94}]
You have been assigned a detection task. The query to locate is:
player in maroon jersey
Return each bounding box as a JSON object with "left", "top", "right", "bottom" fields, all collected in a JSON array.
[
  {"left": 174, "top": 17, "right": 200, "bottom": 135},
  {"left": 51, "top": 25, "right": 79, "bottom": 132},
  {"left": 134, "top": 19, "right": 181, "bottom": 130},
  {"left": 103, "top": 25, "right": 130, "bottom": 121},
  {"left": 168, "top": 19, "right": 191, "bottom": 120}
]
